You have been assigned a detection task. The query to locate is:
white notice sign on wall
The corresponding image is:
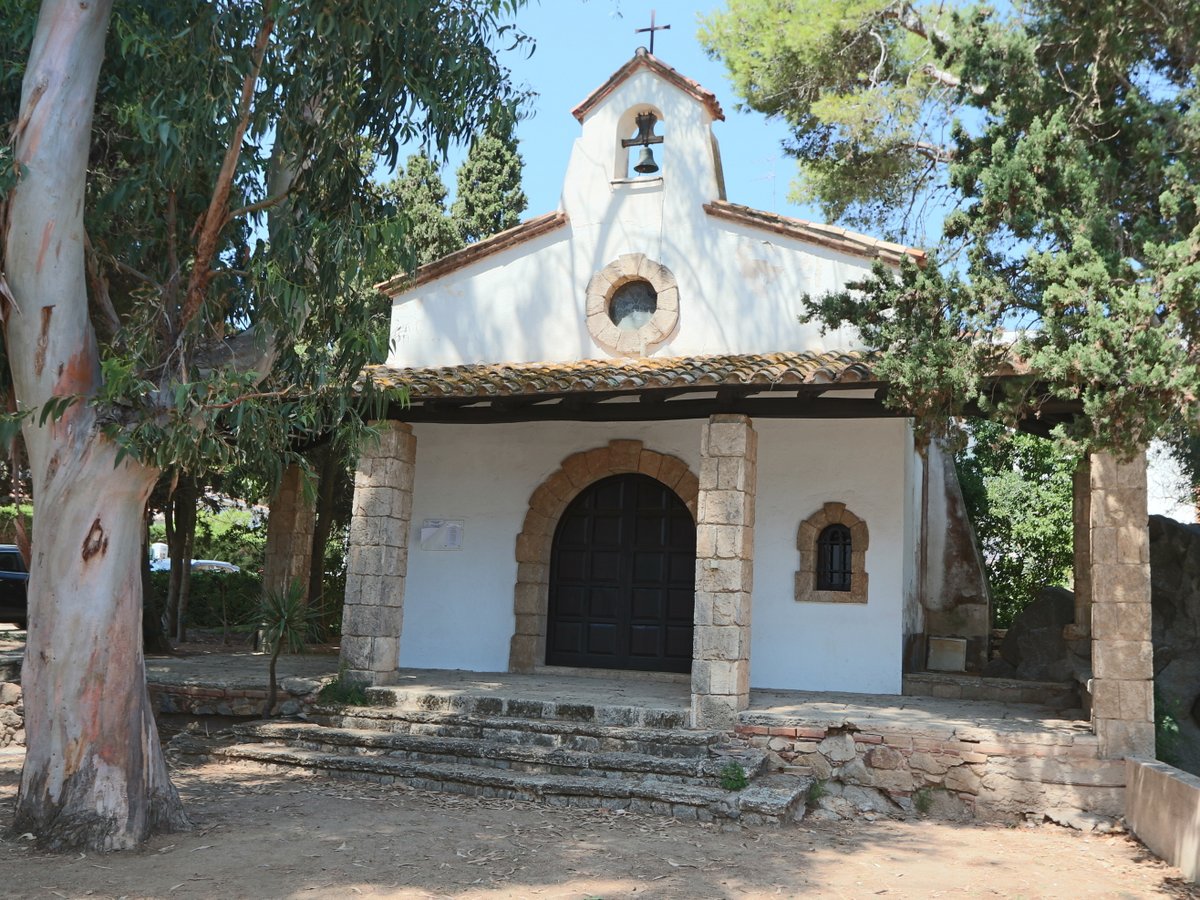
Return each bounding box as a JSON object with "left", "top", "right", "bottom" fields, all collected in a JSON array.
[{"left": 419, "top": 518, "right": 464, "bottom": 551}]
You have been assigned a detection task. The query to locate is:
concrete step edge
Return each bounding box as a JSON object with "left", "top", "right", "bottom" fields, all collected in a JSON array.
[
  {"left": 309, "top": 707, "right": 721, "bottom": 746},
  {"left": 233, "top": 721, "right": 768, "bottom": 781}
]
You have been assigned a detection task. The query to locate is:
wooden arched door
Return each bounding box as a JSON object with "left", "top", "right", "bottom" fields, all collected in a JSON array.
[{"left": 546, "top": 473, "right": 695, "bottom": 673}]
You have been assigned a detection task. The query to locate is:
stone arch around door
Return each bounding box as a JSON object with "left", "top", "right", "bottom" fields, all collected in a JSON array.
[{"left": 509, "top": 439, "right": 699, "bottom": 672}]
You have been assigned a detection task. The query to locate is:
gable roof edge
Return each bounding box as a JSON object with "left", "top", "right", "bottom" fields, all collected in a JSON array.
[
  {"left": 703, "top": 200, "right": 926, "bottom": 267},
  {"left": 376, "top": 210, "right": 569, "bottom": 296},
  {"left": 571, "top": 50, "right": 725, "bottom": 124}
]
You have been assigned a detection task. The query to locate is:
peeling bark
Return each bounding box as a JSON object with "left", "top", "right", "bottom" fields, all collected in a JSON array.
[
  {"left": 12, "top": 436, "right": 190, "bottom": 850},
  {"left": 3, "top": 0, "right": 190, "bottom": 850}
]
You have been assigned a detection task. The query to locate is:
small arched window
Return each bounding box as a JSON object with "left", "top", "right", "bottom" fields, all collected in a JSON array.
[
  {"left": 795, "top": 502, "right": 868, "bottom": 604},
  {"left": 816, "top": 524, "right": 852, "bottom": 591}
]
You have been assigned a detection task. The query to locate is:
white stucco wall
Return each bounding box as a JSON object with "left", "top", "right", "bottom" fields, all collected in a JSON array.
[
  {"left": 400, "top": 418, "right": 910, "bottom": 694},
  {"left": 400, "top": 420, "right": 700, "bottom": 671},
  {"left": 387, "top": 68, "right": 877, "bottom": 370},
  {"left": 749, "top": 418, "right": 909, "bottom": 694}
]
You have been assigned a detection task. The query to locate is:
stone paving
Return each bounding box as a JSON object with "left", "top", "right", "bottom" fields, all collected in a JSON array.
[
  {"left": 747, "top": 688, "right": 1090, "bottom": 741},
  {"left": 136, "top": 656, "right": 1088, "bottom": 739},
  {"left": 143, "top": 651, "right": 340, "bottom": 690}
]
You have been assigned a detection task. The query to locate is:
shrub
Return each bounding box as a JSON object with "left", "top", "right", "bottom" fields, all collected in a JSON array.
[
  {"left": 718, "top": 761, "right": 749, "bottom": 791},
  {"left": 318, "top": 668, "right": 371, "bottom": 706},
  {"left": 1156, "top": 688, "right": 1182, "bottom": 767},
  {"left": 148, "top": 569, "right": 263, "bottom": 631}
]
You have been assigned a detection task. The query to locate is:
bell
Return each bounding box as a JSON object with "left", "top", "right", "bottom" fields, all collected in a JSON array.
[{"left": 634, "top": 146, "right": 659, "bottom": 175}]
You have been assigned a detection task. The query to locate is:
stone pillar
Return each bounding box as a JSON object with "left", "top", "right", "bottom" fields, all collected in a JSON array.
[
  {"left": 691, "top": 414, "right": 756, "bottom": 730},
  {"left": 1089, "top": 450, "right": 1155, "bottom": 759},
  {"left": 263, "top": 464, "right": 315, "bottom": 603},
  {"left": 339, "top": 422, "right": 416, "bottom": 685},
  {"left": 1068, "top": 457, "right": 1093, "bottom": 637}
]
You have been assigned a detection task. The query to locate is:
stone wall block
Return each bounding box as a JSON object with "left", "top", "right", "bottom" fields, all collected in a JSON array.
[
  {"left": 342, "top": 603, "right": 384, "bottom": 638},
  {"left": 561, "top": 453, "right": 592, "bottom": 488},
  {"left": 657, "top": 456, "right": 689, "bottom": 490},
  {"left": 340, "top": 635, "right": 374, "bottom": 671},
  {"left": 716, "top": 457, "right": 749, "bottom": 491},
  {"left": 379, "top": 543, "right": 409, "bottom": 579},
  {"left": 695, "top": 623, "right": 750, "bottom": 661},
  {"left": 514, "top": 582, "right": 543, "bottom": 616},
  {"left": 1091, "top": 599, "right": 1151, "bottom": 641},
  {"left": 368, "top": 636, "right": 400, "bottom": 671},
  {"left": 515, "top": 612, "right": 547, "bottom": 638},
  {"left": 1090, "top": 680, "right": 1121, "bottom": 719},
  {"left": 1092, "top": 640, "right": 1153, "bottom": 681},
  {"left": 607, "top": 439, "right": 643, "bottom": 471},
  {"left": 692, "top": 693, "right": 740, "bottom": 730},
  {"left": 712, "top": 591, "right": 750, "bottom": 627},
  {"left": 697, "top": 559, "right": 753, "bottom": 594},
  {"left": 509, "top": 634, "right": 538, "bottom": 672},
  {"left": 1118, "top": 679, "right": 1154, "bottom": 722},
  {"left": 637, "top": 450, "right": 663, "bottom": 480},
  {"left": 348, "top": 545, "right": 382, "bottom": 578},
  {"left": 703, "top": 423, "right": 751, "bottom": 458},
  {"left": 700, "top": 490, "right": 752, "bottom": 526},
  {"left": 516, "top": 561, "right": 548, "bottom": 585},
  {"left": 1096, "top": 718, "right": 1155, "bottom": 760},
  {"left": 1115, "top": 525, "right": 1151, "bottom": 566}
]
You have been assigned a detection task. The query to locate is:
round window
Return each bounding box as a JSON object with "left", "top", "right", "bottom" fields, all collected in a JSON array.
[
  {"left": 584, "top": 254, "right": 679, "bottom": 356},
  {"left": 609, "top": 280, "right": 658, "bottom": 331}
]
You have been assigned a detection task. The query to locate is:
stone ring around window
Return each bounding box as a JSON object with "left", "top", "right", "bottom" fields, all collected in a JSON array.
[{"left": 584, "top": 253, "right": 680, "bottom": 356}]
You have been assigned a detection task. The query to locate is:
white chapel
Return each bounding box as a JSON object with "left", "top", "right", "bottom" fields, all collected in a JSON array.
[{"left": 339, "top": 50, "right": 995, "bottom": 728}]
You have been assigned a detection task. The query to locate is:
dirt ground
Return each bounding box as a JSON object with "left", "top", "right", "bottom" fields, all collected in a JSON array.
[{"left": 0, "top": 750, "right": 1194, "bottom": 900}]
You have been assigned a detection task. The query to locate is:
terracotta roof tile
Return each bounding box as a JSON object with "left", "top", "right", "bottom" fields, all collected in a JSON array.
[
  {"left": 365, "top": 351, "right": 877, "bottom": 400},
  {"left": 703, "top": 200, "right": 925, "bottom": 267}
]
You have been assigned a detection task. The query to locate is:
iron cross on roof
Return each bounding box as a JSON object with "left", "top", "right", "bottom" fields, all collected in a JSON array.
[{"left": 635, "top": 9, "right": 670, "bottom": 55}]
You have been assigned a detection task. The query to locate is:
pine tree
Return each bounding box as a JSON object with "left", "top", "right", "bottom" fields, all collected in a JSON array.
[
  {"left": 388, "top": 152, "right": 464, "bottom": 268},
  {"left": 451, "top": 106, "right": 528, "bottom": 245}
]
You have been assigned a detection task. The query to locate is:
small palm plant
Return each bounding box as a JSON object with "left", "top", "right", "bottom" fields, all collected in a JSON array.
[{"left": 247, "top": 579, "right": 314, "bottom": 718}]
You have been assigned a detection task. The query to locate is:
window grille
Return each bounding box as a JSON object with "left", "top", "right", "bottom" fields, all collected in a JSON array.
[{"left": 816, "top": 524, "right": 852, "bottom": 591}]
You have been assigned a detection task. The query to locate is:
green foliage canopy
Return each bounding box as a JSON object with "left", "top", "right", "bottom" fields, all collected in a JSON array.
[
  {"left": 0, "top": 0, "right": 529, "bottom": 481},
  {"left": 955, "top": 419, "right": 1077, "bottom": 626},
  {"left": 384, "top": 152, "right": 465, "bottom": 269},
  {"left": 702, "top": 0, "right": 1200, "bottom": 454},
  {"left": 452, "top": 104, "right": 529, "bottom": 244}
]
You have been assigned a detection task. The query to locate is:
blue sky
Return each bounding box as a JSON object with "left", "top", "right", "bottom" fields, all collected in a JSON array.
[{"left": 441, "top": 0, "right": 820, "bottom": 222}]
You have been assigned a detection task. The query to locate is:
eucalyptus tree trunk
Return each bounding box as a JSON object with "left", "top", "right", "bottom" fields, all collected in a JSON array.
[{"left": 3, "top": 0, "right": 188, "bottom": 849}]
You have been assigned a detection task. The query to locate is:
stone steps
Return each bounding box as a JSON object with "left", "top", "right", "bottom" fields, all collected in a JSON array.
[
  {"left": 231, "top": 720, "right": 769, "bottom": 787},
  {"left": 902, "top": 673, "right": 1080, "bottom": 711},
  {"left": 308, "top": 705, "right": 721, "bottom": 759},
  {"left": 360, "top": 685, "right": 690, "bottom": 730},
  {"left": 170, "top": 734, "right": 809, "bottom": 825}
]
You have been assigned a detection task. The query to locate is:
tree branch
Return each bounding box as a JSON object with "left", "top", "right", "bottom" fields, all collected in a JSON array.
[
  {"left": 905, "top": 140, "right": 957, "bottom": 163},
  {"left": 178, "top": 1, "right": 276, "bottom": 338},
  {"left": 882, "top": 1, "right": 950, "bottom": 44},
  {"left": 227, "top": 190, "right": 290, "bottom": 222},
  {"left": 83, "top": 231, "right": 121, "bottom": 339},
  {"left": 202, "top": 386, "right": 296, "bottom": 411},
  {"left": 920, "top": 63, "right": 985, "bottom": 96}
]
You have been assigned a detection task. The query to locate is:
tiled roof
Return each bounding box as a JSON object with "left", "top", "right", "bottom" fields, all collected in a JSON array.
[
  {"left": 365, "top": 351, "right": 877, "bottom": 400},
  {"left": 703, "top": 201, "right": 926, "bottom": 267},
  {"left": 572, "top": 50, "right": 725, "bottom": 123}
]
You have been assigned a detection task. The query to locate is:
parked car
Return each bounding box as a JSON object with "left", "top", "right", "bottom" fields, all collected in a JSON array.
[
  {"left": 149, "top": 558, "right": 240, "bottom": 574},
  {"left": 0, "top": 544, "right": 28, "bottom": 627}
]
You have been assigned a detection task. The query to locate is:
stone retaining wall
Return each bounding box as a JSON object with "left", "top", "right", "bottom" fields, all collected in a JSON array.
[
  {"left": 150, "top": 677, "right": 322, "bottom": 718},
  {"left": 736, "top": 721, "right": 1125, "bottom": 827},
  {"left": 0, "top": 682, "right": 23, "bottom": 747}
]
